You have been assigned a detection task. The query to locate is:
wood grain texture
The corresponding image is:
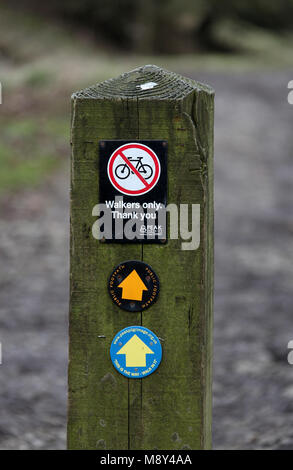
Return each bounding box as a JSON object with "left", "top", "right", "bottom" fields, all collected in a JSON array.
[{"left": 68, "top": 65, "right": 214, "bottom": 450}]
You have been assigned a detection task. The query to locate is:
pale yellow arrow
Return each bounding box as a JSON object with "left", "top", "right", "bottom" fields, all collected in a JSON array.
[
  {"left": 118, "top": 270, "right": 148, "bottom": 301},
  {"left": 117, "top": 334, "right": 154, "bottom": 367}
]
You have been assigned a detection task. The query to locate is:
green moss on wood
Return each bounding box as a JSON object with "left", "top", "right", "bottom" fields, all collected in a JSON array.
[{"left": 68, "top": 65, "right": 214, "bottom": 450}]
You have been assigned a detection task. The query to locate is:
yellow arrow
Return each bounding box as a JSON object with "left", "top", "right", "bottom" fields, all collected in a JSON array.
[
  {"left": 117, "top": 334, "right": 154, "bottom": 367},
  {"left": 118, "top": 269, "right": 148, "bottom": 301}
]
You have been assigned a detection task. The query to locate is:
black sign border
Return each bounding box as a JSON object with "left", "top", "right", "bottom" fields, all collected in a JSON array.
[{"left": 99, "top": 140, "right": 168, "bottom": 244}]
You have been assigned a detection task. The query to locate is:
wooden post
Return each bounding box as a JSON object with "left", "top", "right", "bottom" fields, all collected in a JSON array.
[{"left": 68, "top": 65, "right": 214, "bottom": 450}]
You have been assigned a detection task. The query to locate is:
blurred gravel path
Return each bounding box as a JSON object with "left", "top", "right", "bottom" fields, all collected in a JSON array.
[
  {"left": 0, "top": 170, "right": 69, "bottom": 449},
  {"left": 206, "top": 69, "right": 293, "bottom": 449},
  {"left": 0, "top": 69, "right": 293, "bottom": 449}
]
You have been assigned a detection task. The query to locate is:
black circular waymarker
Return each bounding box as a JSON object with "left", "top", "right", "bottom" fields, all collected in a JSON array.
[{"left": 108, "top": 260, "right": 159, "bottom": 312}]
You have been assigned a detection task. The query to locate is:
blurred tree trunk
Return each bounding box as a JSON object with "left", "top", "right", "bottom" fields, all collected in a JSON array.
[
  {"left": 134, "top": 0, "right": 207, "bottom": 54},
  {"left": 133, "top": 0, "right": 169, "bottom": 54}
]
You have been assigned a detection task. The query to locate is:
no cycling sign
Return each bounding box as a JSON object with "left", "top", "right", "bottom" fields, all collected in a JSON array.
[
  {"left": 107, "top": 143, "right": 161, "bottom": 196},
  {"left": 99, "top": 140, "right": 167, "bottom": 243}
]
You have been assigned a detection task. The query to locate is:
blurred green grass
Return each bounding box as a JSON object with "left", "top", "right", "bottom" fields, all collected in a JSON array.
[
  {"left": 0, "top": 4, "right": 292, "bottom": 195},
  {"left": 0, "top": 116, "right": 69, "bottom": 193}
]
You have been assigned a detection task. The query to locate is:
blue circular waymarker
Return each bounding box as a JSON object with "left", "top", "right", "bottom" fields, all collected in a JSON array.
[{"left": 110, "top": 326, "right": 162, "bottom": 379}]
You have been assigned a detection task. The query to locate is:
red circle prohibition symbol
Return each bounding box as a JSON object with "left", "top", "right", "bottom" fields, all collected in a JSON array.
[{"left": 107, "top": 143, "right": 161, "bottom": 196}]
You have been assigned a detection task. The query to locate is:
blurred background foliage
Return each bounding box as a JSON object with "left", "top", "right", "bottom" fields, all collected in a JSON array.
[
  {"left": 9, "top": 0, "right": 293, "bottom": 53},
  {"left": 0, "top": 1, "right": 293, "bottom": 193}
]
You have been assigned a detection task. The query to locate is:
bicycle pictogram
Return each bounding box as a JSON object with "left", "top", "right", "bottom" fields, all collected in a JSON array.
[{"left": 114, "top": 156, "right": 153, "bottom": 180}]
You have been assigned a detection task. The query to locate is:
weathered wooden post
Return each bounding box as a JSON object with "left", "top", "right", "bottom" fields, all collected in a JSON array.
[{"left": 68, "top": 65, "right": 214, "bottom": 450}]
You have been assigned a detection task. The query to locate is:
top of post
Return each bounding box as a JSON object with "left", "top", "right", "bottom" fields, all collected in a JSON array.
[{"left": 72, "top": 64, "right": 214, "bottom": 101}]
